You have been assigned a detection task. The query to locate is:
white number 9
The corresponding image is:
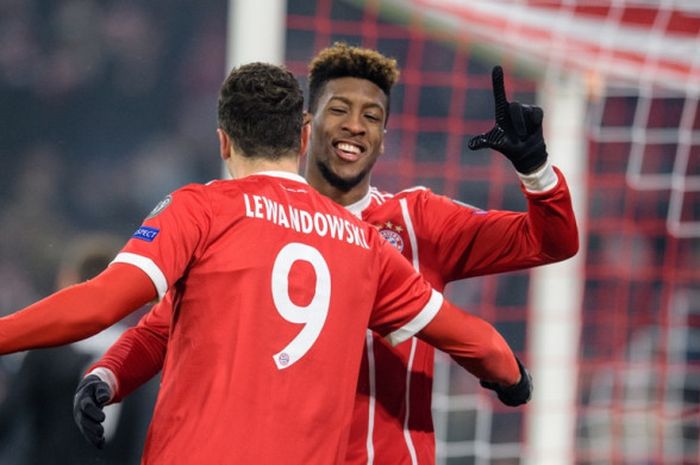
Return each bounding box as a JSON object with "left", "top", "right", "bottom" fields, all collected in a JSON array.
[{"left": 271, "top": 243, "right": 331, "bottom": 369}]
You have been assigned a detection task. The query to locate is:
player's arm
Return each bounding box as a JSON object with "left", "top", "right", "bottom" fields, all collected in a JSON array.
[
  {"left": 418, "top": 67, "right": 578, "bottom": 279},
  {"left": 416, "top": 299, "right": 531, "bottom": 406},
  {"left": 420, "top": 164, "right": 577, "bottom": 281},
  {"left": 423, "top": 65, "right": 578, "bottom": 279},
  {"left": 442, "top": 63, "right": 579, "bottom": 278},
  {"left": 0, "top": 263, "right": 156, "bottom": 354},
  {"left": 88, "top": 297, "right": 171, "bottom": 403},
  {"left": 368, "top": 235, "right": 531, "bottom": 406},
  {"left": 73, "top": 299, "right": 170, "bottom": 449}
]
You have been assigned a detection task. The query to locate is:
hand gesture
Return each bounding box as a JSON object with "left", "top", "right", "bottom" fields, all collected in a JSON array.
[{"left": 468, "top": 66, "right": 548, "bottom": 174}]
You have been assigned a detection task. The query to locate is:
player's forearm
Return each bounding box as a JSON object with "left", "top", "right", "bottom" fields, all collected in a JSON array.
[
  {"left": 0, "top": 264, "right": 156, "bottom": 355},
  {"left": 89, "top": 324, "right": 167, "bottom": 402},
  {"left": 521, "top": 165, "right": 579, "bottom": 262},
  {"left": 416, "top": 300, "right": 519, "bottom": 386}
]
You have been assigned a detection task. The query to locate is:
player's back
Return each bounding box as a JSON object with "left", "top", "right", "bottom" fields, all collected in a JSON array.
[{"left": 137, "top": 173, "right": 417, "bottom": 465}]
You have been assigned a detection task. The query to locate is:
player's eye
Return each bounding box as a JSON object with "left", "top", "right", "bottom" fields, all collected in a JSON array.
[{"left": 329, "top": 107, "right": 348, "bottom": 114}]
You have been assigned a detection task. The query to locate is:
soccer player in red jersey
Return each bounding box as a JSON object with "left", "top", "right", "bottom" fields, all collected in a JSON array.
[
  {"left": 0, "top": 62, "right": 530, "bottom": 465},
  {"left": 75, "top": 44, "right": 577, "bottom": 463}
]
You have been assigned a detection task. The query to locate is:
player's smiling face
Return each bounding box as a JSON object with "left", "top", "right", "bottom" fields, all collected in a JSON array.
[{"left": 308, "top": 77, "right": 387, "bottom": 196}]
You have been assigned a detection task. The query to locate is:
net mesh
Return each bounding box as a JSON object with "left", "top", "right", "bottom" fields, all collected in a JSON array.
[{"left": 285, "top": 1, "right": 700, "bottom": 464}]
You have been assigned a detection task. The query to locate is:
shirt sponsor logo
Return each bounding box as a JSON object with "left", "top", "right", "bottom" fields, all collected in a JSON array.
[
  {"left": 132, "top": 226, "right": 160, "bottom": 242},
  {"left": 146, "top": 194, "right": 172, "bottom": 219}
]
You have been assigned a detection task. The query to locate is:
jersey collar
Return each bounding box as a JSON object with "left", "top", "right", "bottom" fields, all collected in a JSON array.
[
  {"left": 255, "top": 171, "right": 308, "bottom": 184},
  {"left": 344, "top": 188, "right": 373, "bottom": 219}
]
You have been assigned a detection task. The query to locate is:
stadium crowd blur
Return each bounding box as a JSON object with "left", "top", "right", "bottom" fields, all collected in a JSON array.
[
  {"left": 0, "top": 0, "right": 226, "bottom": 309},
  {"left": 0, "top": 1, "right": 226, "bottom": 460}
]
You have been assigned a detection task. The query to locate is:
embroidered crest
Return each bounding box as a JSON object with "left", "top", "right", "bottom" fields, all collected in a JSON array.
[{"left": 377, "top": 221, "right": 405, "bottom": 252}]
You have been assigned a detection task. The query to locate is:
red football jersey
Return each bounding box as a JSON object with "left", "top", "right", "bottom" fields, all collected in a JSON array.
[
  {"left": 112, "top": 172, "right": 444, "bottom": 465},
  {"left": 95, "top": 165, "right": 576, "bottom": 465},
  {"left": 341, "top": 166, "right": 577, "bottom": 465}
]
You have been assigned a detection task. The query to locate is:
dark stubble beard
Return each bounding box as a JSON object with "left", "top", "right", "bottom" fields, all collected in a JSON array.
[{"left": 316, "top": 158, "right": 372, "bottom": 193}]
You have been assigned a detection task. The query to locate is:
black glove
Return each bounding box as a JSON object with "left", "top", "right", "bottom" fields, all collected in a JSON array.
[
  {"left": 480, "top": 356, "right": 532, "bottom": 407},
  {"left": 73, "top": 374, "right": 112, "bottom": 449},
  {"left": 468, "top": 66, "right": 547, "bottom": 174}
]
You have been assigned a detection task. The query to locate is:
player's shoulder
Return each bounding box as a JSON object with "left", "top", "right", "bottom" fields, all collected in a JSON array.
[
  {"left": 164, "top": 181, "right": 221, "bottom": 207},
  {"left": 367, "top": 185, "right": 428, "bottom": 204},
  {"left": 386, "top": 185, "right": 485, "bottom": 213},
  {"left": 382, "top": 185, "right": 444, "bottom": 206}
]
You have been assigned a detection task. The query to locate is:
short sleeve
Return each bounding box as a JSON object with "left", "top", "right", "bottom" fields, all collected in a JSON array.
[
  {"left": 112, "top": 185, "right": 212, "bottom": 299},
  {"left": 368, "top": 234, "right": 444, "bottom": 345}
]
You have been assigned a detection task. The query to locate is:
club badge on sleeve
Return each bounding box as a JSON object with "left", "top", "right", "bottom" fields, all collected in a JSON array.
[{"left": 146, "top": 194, "right": 173, "bottom": 219}]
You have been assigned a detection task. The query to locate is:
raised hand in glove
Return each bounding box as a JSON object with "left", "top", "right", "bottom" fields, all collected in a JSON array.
[
  {"left": 480, "top": 356, "right": 532, "bottom": 407},
  {"left": 468, "top": 66, "right": 547, "bottom": 174},
  {"left": 73, "top": 374, "right": 112, "bottom": 449}
]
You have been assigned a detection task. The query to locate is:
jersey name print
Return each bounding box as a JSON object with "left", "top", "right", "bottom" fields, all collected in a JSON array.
[
  {"left": 111, "top": 172, "right": 444, "bottom": 465},
  {"left": 243, "top": 192, "right": 370, "bottom": 249}
]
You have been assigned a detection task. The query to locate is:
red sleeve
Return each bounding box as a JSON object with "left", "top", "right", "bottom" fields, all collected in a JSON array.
[
  {"left": 0, "top": 264, "right": 156, "bottom": 355},
  {"left": 418, "top": 166, "right": 578, "bottom": 281},
  {"left": 417, "top": 299, "right": 520, "bottom": 386},
  {"left": 368, "top": 233, "right": 443, "bottom": 344},
  {"left": 112, "top": 185, "right": 212, "bottom": 299},
  {"left": 88, "top": 295, "right": 172, "bottom": 402}
]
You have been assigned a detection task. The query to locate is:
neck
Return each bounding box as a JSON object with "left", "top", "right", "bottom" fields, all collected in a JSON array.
[{"left": 227, "top": 155, "right": 300, "bottom": 180}]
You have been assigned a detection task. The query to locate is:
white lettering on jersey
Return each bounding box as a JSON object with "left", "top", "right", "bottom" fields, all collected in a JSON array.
[
  {"left": 272, "top": 243, "right": 330, "bottom": 369},
  {"left": 243, "top": 193, "right": 370, "bottom": 250}
]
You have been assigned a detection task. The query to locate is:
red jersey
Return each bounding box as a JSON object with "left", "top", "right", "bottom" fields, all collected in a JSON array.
[
  {"left": 111, "top": 172, "right": 444, "bottom": 465},
  {"left": 95, "top": 165, "right": 577, "bottom": 465},
  {"left": 341, "top": 166, "right": 577, "bottom": 465}
]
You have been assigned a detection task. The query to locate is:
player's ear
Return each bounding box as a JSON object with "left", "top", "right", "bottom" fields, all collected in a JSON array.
[
  {"left": 299, "top": 120, "right": 311, "bottom": 156},
  {"left": 217, "top": 128, "right": 231, "bottom": 160}
]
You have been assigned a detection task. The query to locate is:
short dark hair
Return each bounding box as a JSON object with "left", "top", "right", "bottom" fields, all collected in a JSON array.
[
  {"left": 218, "top": 62, "right": 304, "bottom": 159},
  {"left": 308, "top": 42, "right": 400, "bottom": 120}
]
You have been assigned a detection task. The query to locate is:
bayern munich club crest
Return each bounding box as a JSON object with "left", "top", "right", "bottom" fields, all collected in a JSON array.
[{"left": 377, "top": 221, "right": 405, "bottom": 252}]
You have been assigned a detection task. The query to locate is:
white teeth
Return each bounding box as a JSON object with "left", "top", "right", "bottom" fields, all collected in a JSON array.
[{"left": 337, "top": 142, "right": 361, "bottom": 154}]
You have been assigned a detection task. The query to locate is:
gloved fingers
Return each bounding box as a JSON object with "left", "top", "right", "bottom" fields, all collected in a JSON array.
[
  {"left": 509, "top": 103, "right": 544, "bottom": 140},
  {"left": 468, "top": 134, "right": 488, "bottom": 151},
  {"left": 79, "top": 397, "right": 106, "bottom": 423},
  {"left": 95, "top": 384, "right": 112, "bottom": 406},
  {"left": 82, "top": 424, "right": 106, "bottom": 449},
  {"left": 525, "top": 105, "right": 543, "bottom": 128},
  {"left": 509, "top": 102, "right": 528, "bottom": 138},
  {"left": 490, "top": 66, "right": 509, "bottom": 126},
  {"left": 468, "top": 127, "right": 505, "bottom": 151},
  {"left": 80, "top": 418, "right": 105, "bottom": 439}
]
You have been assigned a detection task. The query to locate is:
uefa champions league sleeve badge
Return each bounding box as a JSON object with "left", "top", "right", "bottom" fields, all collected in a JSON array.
[{"left": 146, "top": 194, "right": 173, "bottom": 219}]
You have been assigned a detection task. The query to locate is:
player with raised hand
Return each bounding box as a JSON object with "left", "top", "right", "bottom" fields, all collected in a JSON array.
[
  {"left": 73, "top": 44, "right": 577, "bottom": 464},
  {"left": 468, "top": 65, "right": 548, "bottom": 174},
  {"left": 0, "top": 61, "right": 530, "bottom": 465}
]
